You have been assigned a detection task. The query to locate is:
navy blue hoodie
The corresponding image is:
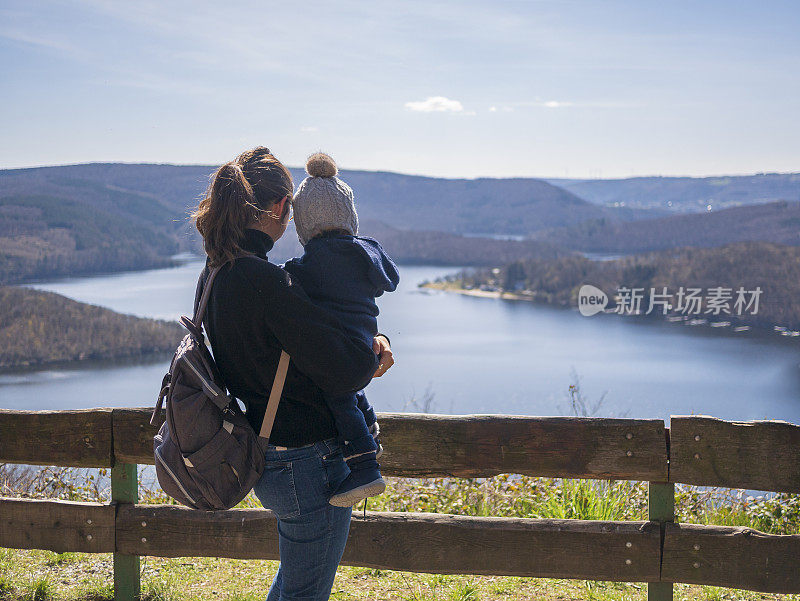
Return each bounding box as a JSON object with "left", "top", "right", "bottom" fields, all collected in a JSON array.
[
  {"left": 201, "top": 229, "right": 381, "bottom": 447},
  {"left": 283, "top": 232, "right": 400, "bottom": 348}
]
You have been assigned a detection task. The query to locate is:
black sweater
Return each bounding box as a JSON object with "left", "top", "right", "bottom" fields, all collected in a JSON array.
[{"left": 201, "top": 229, "right": 380, "bottom": 446}]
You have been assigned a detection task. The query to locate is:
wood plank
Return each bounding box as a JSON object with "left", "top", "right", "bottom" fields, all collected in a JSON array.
[
  {"left": 116, "top": 504, "right": 278, "bottom": 559},
  {"left": 662, "top": 522, "right": 800, "bottom": 593},
  {"left": 116, "top": 504, "right": 661, "bottom": 581},
  {"left": 342, "top": 512, "right": 661, "bottom": 580},
  {"left": 112, "top": 408, "right": 161, "bottom": 465},
  {"left": 116, "top": 409, "right": 667, "bottom": 481},
  {"left": 670, "top": 415, "right": 800, "bottom": 492},
  {"left": 0, "top": 409, "right": 112, "bottom": 467},
  {"left": 0, "top": 497, "right": 114, "bottom": 553},
  {"left": 378, "top": 413, "right": 667, "bottom": 480}
]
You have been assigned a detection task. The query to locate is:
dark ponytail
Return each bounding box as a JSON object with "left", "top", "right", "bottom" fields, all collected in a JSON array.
[{"left": 194, "top": 147, "right": 293, "bottom": 266}]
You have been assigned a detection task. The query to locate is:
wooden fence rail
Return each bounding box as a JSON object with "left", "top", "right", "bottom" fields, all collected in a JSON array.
[
  {"left": 0, "top": 408, "right": 798, "bottom": 600},
  {"left": 670, "top": 415, "right": 800, "bottom": 493}
]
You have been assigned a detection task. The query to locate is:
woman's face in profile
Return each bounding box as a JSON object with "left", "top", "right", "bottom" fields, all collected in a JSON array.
[{"left": 261, "top": 195, "right": 293, "bottom": 241}]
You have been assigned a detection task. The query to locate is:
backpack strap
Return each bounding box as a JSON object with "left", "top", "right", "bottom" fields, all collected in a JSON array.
[
  {"left": 194, "top": 264, "right": 225, "bottom": 326},
  {"left": 259, "top": 350, "right": 290, "bottom": 441},
  {"left": 192, "top": 262, "right": 291, "bottom": 443}
]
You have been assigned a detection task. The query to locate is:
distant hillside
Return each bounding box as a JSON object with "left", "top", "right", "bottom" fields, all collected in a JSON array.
[
  {"left": 535, "top": 200, "right": 800, "bottom": 253},
  {"left": 0, "top": 162, "right": 656, "bottom": 283},
  {"left": 0, "top": 165, "right": 191, "bottom": 283},
  {"left": 548, "top": 173, "right": 800, "bottom": 212},
  {"left": 361, "top": 221, "right": 567, "bottom": 265},
  {"left": 456, "top": 241, "right": 800, "bottom": 330},
  {"left": 332, "top": 170, "right": 656, "bottom": 235},
  {"left": 0, "top": 194, "right": 177, "bottom": 284},
  {"left": 267, "top": 220, "right": 569, "bottom": 266},
  {"left": 2, "top": 162, "right": 654, "bottom": 233},
  {"left": 0, "top": 287, "right": 183, "bottom": 368}
]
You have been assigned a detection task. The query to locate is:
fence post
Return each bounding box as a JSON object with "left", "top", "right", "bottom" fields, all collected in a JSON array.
[
  {"left": 648, "top": 481, "right": 675, "bottom": 601},
  {"left": 112, "top": 462, "right": 140, "bottom": 601}
]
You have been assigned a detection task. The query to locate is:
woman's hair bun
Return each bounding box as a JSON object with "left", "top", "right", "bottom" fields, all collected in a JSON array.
[{"left": 306, "top": 152, "right": 338, "bottom": 178}]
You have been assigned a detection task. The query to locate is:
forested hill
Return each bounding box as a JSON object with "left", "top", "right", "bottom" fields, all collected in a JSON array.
[
  {"left": 0, "top": 162, "right": 654, "bottom": 283},
  {"left": 270, "top": 220, "right": 569, "bottom": 266},
  {"left": 2, "top": 162, "right": 655, "bottom": 233},
  {"left": 4, "top": 163, "right": 796, "bottom": 284},
  {"left": 0, "top": 287, "right": 183, "bottom": 369},
  {"left": 329, "top": 170, "right": 654, "bottom": 234},
  {"left": 0, "top": 194, "right": 178, "bottom": 284},
  {"left": 0, "top": 165, "right": 190, "bottom": 284},
  {"left": 548, "top": 173, "right": 800, "bottom": 212},
  {"left": 535, "top": 200, "right": 800, "bottom": 254},
  {"left": 458, "top": 241, "right": 800, "bottom": 330},
  {"left": 7, "top": 165, "right": 798, "bottom": 231}
]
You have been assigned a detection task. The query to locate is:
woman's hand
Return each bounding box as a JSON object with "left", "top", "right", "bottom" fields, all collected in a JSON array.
[{"left": 372, "top": 335, "right": 394, "bottom": 378}]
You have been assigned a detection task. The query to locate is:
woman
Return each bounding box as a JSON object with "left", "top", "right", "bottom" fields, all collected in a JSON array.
[{"left": 193, "top": 146, "right": 393, "bottom": 601}]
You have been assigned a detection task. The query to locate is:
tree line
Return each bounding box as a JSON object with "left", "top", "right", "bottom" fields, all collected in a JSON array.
[
  {"left": 0, "top": 287, "right": 183, "bottom": 368},
  {"left": 459, "top": 241, "right": 800, "bottom": 330}
]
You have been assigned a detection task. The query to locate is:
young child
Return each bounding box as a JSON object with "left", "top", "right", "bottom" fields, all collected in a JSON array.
[{"left": 283, "top": 152, "right": 399, "bottom": 507}]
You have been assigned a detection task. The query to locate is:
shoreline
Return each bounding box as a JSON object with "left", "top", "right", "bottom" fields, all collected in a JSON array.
[
  {"left": 421, "top": 280, "right": 565, "bottom": 305},
  {"left": 8, "top": 252, "right": 201, "bottom": 287},
  {"left": 421, "top": 281, "right": 799, "bottom": 343},
  {"left": 0, "top": 350, "right": 175, "bottom": 375}
]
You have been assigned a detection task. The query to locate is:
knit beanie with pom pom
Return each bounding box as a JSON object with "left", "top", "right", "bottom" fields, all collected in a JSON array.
[{"left": 292, "top": 153, "right": 359, "bottom": 246}]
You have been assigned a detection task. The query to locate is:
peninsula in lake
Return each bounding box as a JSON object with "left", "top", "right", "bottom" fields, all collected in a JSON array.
[{"left": 0, "top": 286, "right": 183, "bottom": 369}]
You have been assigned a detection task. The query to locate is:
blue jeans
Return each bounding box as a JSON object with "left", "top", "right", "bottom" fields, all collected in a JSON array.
[{"left": 253, "top": 437, "right": 353, "bottom": 601}]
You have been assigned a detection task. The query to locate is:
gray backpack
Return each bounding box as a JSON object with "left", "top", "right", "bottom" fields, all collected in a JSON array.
[{"left": 151, "top": 264, "right": 290, "bottom": 511}]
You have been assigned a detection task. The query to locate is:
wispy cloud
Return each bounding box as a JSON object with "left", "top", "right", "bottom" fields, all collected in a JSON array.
[
  {"left": 405, "top": 96, "right": 464, "bottom": 113},
  {"left": 0, "top": 27, "right": 80, "bottom": 55},
  {"left": 510, "top": 100, "right": 640, "bottom": 109},
  {"left": 543, "top": 100, "right": 572, "bottom": 108},
  {"left": 300, "top": 126, "right": 319, "bottom": 133}
]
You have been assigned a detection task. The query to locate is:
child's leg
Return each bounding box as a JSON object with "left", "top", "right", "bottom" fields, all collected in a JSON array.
[
  {"left": 355, "top": 390, "right": 383, "bottom": 459},
  {"left": 355, "top": 390, "right": 376, "bottom": 428},
  {"left": 325, "top": 391, "right": 377, "bottom": 458},
  {"left": 325, "top": 391, "right": 385, "bottom": 507}
]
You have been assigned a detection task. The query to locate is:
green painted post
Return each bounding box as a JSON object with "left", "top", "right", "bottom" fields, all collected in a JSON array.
[
  {"left": 648, "top": 481, "right": 675, "bottom": 601},
  {"left": 112, "top": 462, "right": 140, "bottom": 601}
]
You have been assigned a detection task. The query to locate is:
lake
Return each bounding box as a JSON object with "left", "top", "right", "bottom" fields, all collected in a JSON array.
[{"left": 2, "top": 260, "right": 799, "bottom": 425}]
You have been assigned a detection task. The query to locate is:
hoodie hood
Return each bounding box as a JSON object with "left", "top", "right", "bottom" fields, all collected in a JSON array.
[
  {"left": 298, "top": 233, "right": 400, "bottom": 297},
  {"left": 353, "top": 236, "right": 400, "bottom": 295}
]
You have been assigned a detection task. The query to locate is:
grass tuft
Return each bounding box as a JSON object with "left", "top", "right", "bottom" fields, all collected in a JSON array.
[
  {"left": 80, "top": 581, "right": 115, "bottom": 601},
  {"left": 0, "top": 574, "right": 15, "bottom": 600},
  {"left": 141, "top": 576, "right": 176, "bottom": 601},
  {"left": 224, "top": 592, "right": 263, "bottom": 601},
  {"left": 22, "top": 577, "right": 52, "bottom": 601},
  {"left": 44, "top": 551, "right": 79, "bottom": 566},
  {"left": 448, "top": 580, "right": 480, "bottom": 601}
]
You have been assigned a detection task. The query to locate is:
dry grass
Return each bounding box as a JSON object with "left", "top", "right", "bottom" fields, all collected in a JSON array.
[
  {"left": 2, "top": 548, "right": 799, "bottom": 601},
  {"left": 2, "top": 460, "right": 798, "bottom": 600}
]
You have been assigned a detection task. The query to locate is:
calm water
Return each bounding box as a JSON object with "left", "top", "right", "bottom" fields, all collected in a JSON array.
[{"left": 3, "top": 260, "right": 799, "bottom": 425}]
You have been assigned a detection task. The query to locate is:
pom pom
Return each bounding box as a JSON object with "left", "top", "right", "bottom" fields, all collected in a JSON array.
[{"left": 306, "top": 152, "right": 338, "bottom": 178}]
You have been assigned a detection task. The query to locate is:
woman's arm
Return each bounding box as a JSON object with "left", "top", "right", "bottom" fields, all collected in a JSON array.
[{"left": 253, "top": 263, "right": 382, "bottom": 396}]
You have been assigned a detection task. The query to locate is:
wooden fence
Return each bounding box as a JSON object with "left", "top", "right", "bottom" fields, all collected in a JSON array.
[{"left": 1, "top": 409, "right": 799, "bottom": 601}]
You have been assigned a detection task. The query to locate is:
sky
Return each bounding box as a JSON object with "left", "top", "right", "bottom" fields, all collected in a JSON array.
[{"left": 1, "top": 0, "right": 799, "bottom": 178}]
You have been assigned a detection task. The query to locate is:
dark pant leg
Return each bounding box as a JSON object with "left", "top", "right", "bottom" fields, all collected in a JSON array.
[
  {"left": 355, "top": 390, "right": 376, "bottom": 428},
  {"left": 325, "top": 391, "right": 377, "bottom": 456}
]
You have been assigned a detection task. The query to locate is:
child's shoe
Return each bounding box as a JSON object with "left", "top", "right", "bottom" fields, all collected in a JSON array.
[{"left": 328, "top": 450, "right": 385, "bottom": 507}]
